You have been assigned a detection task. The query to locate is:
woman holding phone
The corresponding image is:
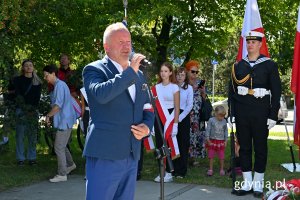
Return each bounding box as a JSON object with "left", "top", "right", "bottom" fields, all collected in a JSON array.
[{"left": 185, "top": 60, "right": 207, "bottom": 166}]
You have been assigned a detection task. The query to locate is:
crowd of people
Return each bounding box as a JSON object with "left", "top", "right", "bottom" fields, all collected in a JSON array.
[
  {"left": 151, "top": 60, "right": 218, "bottom": 183},
  {"left": 0, "top": 22, "right": 282, "bottom": 200},
  {"left": 1, "top": 54, "right": 81, "bottom": 182}
]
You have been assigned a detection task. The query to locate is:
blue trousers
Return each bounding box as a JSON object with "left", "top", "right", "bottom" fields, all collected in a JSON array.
[
  {"left": 15, "top": 109, "right": 38, "bottom": 161},
  {"left": 86, "top": 155, "right": 138, "bottom": 200}
]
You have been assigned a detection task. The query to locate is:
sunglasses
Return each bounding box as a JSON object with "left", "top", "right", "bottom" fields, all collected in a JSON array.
[{"left": 191, "top": 70, "right": 199, "bottom": 74}]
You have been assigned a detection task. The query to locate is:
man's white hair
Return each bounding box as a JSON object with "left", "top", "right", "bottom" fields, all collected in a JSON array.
[{"left": 103, "top": 22, "right": 130, "bottom": 44}]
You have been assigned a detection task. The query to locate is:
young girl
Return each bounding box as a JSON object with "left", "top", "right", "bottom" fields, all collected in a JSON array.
[
  {"left": 152, "top": 62, "right": 180, "bottom": 183},
  {"left": 173, "top": 67, "right": 193, "bottom": 178},
  {"left": 205, "top": 105, "right": 228, "bottom": 176}
]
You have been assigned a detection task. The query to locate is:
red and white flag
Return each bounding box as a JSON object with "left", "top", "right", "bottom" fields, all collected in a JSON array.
[
  {"left": 236, "top": 0, "right": 269, "bottom": 61},
  {"left": 151, "top": 86, "right": 180, "bottom": 159},
  {"left": 144, "top": 135, "right": 155, "bottom": 152},
  {"left": 291, "top": 5, "right": 300, "bottom": 155},
  {"left": 143, "top": 103, "right": 155, "bottom": 151}
]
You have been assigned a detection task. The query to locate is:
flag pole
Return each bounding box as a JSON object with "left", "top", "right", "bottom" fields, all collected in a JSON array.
[
  {"left": 229, "top": 107, "right": 237, "bottom": 194},
  {"left": 281, "top": 99, "right": 296, "bottom": 171},
  {"left": 123, "top": 0, "right": 128, "bottom": 22}
]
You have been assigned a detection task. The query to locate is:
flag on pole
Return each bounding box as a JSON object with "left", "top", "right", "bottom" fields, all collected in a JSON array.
[
  {"left": 236, "top": 0, "right": 270, "bottom": 61},
  {"left": 291, "top": 5, "right": 300, "bottom": 156}
]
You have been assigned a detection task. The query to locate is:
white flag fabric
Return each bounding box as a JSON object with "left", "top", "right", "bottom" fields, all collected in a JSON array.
[{"left": 236, "top": 0, "right": 269, "bottom": 61}]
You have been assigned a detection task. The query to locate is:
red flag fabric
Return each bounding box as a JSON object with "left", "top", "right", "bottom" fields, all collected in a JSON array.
[
  {"left": 291, "top": 6, "right": 300, "bottom": 150},
  {"left": 236, "top": 0, "right": 269, "bottom": 61}
]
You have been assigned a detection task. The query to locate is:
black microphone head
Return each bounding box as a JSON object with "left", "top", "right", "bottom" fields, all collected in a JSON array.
[
  {"left": 140, "top": 59, "right": 152, "bottom": 66},
  {"left": 129, "top": 52, "right": 152, "bottom": 67}
]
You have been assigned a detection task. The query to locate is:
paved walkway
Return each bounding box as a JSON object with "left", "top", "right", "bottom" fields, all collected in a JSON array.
[{"left": 0, "top": 175, "right": 257, "bottom": 200}]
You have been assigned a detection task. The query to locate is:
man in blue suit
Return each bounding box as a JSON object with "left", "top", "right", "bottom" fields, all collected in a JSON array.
[{"left": 83, "top": 22, "right": 155, "bottom": 200}]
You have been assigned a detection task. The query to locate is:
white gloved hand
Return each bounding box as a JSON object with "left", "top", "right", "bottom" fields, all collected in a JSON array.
[
  {"left": 253, "top": 88, "right": 267, "bottom": 98},
  {"left": 172, "top": 123, "right": 178, "bottom": 137},
  {"left": 237, "top": 86, "right": 249, "bottom": 95},
  {"left": 227, "top": 117, "right": 235, "bottom": 129},
  {"left": 267, "top": 119, "right": 276, "bottom": 130}
]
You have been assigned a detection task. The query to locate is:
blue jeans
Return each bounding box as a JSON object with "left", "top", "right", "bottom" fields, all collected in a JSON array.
[
  {"left": 15, "top": 109, "right": 38, "bottom": 161},
  {"left": 86, "top": 155, "right": 138, "bottom": 200}
]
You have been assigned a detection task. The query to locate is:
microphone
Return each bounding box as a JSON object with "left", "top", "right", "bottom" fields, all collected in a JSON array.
[
  {"left": 140, "top": 58, "right": 152, "bottom": 66},
  {"left": 129, "top": 52, "right": 152, "bottom": 67}
]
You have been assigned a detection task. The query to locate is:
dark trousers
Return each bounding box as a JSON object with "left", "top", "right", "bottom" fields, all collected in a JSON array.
[
  {"left": 173, "top": 114, "right": 190, "bottom": 176},
  {"left": 235, "top": 103, "right": 269, "bottom": 173}
]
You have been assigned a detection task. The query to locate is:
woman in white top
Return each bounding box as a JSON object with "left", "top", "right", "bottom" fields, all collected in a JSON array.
[
  {"left": 152, "top": 62, "right": 180, "bottom": 183},
  {"left": 173, "top": 67, "right": 193, "bottom": 178}
]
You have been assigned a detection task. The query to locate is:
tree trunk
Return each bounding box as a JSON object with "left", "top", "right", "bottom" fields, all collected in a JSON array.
[
  {"left": 152, "top": 15, "right": 173, "bottom": 72},
  {"left": 182, "top": 0, "right": 196, "bottom": 67}
]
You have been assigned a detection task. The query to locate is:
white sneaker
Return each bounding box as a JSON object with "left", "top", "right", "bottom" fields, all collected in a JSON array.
[
  {"left": 164, "top": 173, "right": 173, "bottom": 182},
  {"left": 66, "top": 163, "right": 76, "bottom": 174},
  {"left": 154, "top": 173, "right": 173, "bottom": 183},
  {"left": 49, "top": 175, "right": 67, "bottom": 183},
  {"left": 154, "top": 175, "right": 161, "bottom": 182}
]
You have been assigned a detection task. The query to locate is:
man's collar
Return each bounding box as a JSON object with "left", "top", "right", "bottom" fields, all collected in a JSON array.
[
  {"left": 242, "top": 54, "right": 270, "bottom": 66},
  {"left": 105, "top": 55, "right": 130, "bottom": 73}
]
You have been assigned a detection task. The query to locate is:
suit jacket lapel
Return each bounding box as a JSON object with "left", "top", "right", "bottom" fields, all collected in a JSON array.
[
  {"left": 126, "top": 89, "right": 134, "bottom": 104},
  {"left": 105, "top": 56, "right": 135, "bottom": 103},
  {"left": 106, "top": 57, "right": 120, "bottom": 76}
]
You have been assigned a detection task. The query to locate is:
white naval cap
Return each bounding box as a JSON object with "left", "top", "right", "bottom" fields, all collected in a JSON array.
[{"left": 245, "top": 31, "right": 265, "bottom": 41}]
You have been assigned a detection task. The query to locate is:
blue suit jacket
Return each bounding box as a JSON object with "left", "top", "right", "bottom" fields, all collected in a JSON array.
[{"left": 82, "top": 56, "right": 154, "bottom": 160}]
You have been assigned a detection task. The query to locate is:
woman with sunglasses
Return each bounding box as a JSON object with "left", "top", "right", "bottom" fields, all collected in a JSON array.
[{"left": 185, "top": 60, "right": 207, "bottom": 166}]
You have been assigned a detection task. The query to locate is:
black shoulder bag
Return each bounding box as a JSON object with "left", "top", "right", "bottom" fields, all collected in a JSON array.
[{"left": 200, "top": 95, "right": 213, "bottom": 122}]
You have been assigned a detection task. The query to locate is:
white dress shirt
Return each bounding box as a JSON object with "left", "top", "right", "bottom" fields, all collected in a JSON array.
[{"left": 179, "top": 84, "right": 193, "bottom": 122}]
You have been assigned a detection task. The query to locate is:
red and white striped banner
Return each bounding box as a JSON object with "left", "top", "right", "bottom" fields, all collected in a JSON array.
[
  {"left": 152, "top": 85, "right": 180, "bottom": 159},
  {"left": 144, "top": 135, "right": 155, "bottom": 151},
  {"left": 143, "top": 103, "right": 155, "bottom": 151},
  {"left": 236, "top": 0, "right": 269, "bottom": 61},
  {"left": 291, "top": 5, "right": 300, "bottom": 157}
]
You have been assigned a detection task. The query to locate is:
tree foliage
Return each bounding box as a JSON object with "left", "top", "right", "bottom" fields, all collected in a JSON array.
[{"left": 0, "top": 0, "right": 299, "bottom": 97}]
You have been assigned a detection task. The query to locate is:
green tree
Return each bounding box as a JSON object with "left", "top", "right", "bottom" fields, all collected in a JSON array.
[{"left": 1, "top": 0, "right": 299, "bottom": 97}]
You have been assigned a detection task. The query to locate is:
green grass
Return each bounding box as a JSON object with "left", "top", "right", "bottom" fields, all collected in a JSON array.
[
  {"left": 142, "top": 139, "right": 300, "bottom": 188},
  {"left": 229, "top": 130, "right": 293, "bottom": 138},
  {"left": 0, "top": 130, "right": 299, "bottom": 192},
  {"left": 269, "top": 132, "right": 293, "bottom": 138},
  {"left": 0, "top": 129, "right": 85, "bottom": 192}
]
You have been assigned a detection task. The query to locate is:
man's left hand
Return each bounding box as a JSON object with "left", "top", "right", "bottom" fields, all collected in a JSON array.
[{"left": 131, "top": 123, "right": 150, "bottom": 140}]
